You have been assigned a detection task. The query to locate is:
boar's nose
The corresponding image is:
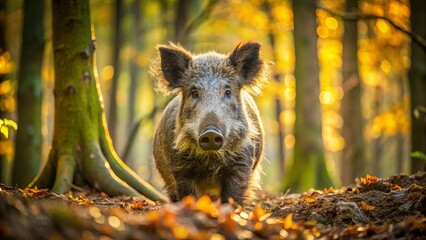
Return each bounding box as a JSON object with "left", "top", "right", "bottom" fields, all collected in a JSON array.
[{"left": 198, "top": 126, "right": 224, "bottom": 151}]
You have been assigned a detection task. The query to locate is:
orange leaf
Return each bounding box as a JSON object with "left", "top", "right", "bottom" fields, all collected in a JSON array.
[
  {"left": 251, "top": 205, "right": 266, "bottom": 221},
  {"left": 323, "top": 186, "right": 335, "bottom": 193},
  {"left": 196, "top": 195, "right": 212, "bottom": 212},
  {"left": 254, "top": 221, "right": 264, "bottom": 231},
  {"left": 130, "top": 201, "right": 145, "bottom": 210},
  {"left": 162, "top": 209, "right": 176, "bottom": 228},
  {"left": 221, "top": 214, "right": 237, "bottom": 232},
  {"left": 302, "top": 194, "right": 318, "bottom": 203},
  {"left": 172, "top": 224, "right": 189, "bottom": 239},
  {"left": 360, "top": 175, "right": 378, "bottom": 185},
  {"left": 361, "top": 201, "right": 375, "bottom": 211},
  {"left": 182, "top": 195, "right": 196, "bottom": 209}
]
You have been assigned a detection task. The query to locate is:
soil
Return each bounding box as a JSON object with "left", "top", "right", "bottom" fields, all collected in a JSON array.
[{"left": 1, "top": 172, "right": 425, "bottom": 239}]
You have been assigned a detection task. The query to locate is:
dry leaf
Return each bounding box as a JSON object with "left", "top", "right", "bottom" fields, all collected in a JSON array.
[
  {"left": 360, "top": 175, "right": 378, "bottom": 185},
  {"left": 172, "top": 224, "right": 189, "bottom": 239},
  {"left": 302, "top": 194, "right": 318, "bottom": 203},
  {"left": 130, "top": 201, "right": 145, "bottom": 210},
  {"left": 283, "top": 213, "right": 293, "bottom": 229},
  {"left": 361, "top": 201, "right": 375, "bottom": 211}
]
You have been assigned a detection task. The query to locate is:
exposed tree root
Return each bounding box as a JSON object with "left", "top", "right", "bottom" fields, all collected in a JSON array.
[{"left": 28, "top": 0, "right": 167, "bottom": 203}]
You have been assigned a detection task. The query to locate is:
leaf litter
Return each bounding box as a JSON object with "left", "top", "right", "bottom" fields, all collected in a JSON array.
[{"left": 0, "top": 172, "right": 425, "bottom": 239}]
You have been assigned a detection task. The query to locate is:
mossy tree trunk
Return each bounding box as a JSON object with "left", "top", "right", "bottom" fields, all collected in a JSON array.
[
  {"left": 283, "top": 0, "right": 334, "bottom": 192},
  {"left": 12, "top": 0, "right": 45, "bottom": 187},
  {"left": 340, "top": 0, "right": 365, "bottom": 185},
  {"left": 29, "top": 0, "right": 167, "bottom": 202},
  {"left": 409, "top": 0, "right": 426, "bottom": 172}
]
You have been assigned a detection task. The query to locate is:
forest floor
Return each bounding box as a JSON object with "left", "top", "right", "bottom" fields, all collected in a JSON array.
[{"left": 0, "top": 172, "right": 425, "bottom": 239}]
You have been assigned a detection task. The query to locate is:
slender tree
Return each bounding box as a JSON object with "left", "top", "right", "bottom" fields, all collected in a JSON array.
[
  {"left": 127, "top": 0, "right": 143, "bottom": 138},
  {"left": 263, "top": 0, "right": 286, "bottom": 179},
  {"left": 29, "top": 0, "right": 166, "bottom": 202},
  {"left": 174, "top": 0, "right": 190, "bottom": 45},
  {"left": 0, "top": 0, "right": 6, "bottom": 182},
  {"left": 107, "top": 0, "right": 123, "bottom": 142},
  {"left": 409, "top": 0, "right": 426, "bottom": 172},
  {"left": 283, "top": 0, "right": 334, "bottom": 192},
  {"left": 12, "top": 0, "right": 45, "bottom": 187},
  {"left": 340, "top": 0, "right": 364, "bottom": 185}
]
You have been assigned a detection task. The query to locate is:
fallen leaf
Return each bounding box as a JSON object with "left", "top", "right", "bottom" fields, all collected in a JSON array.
[
  {"left": 302, "top": 193, "right": 318, "bottom": 203},
  {"left": 172, "top": 224, "right": 189, "bottom": 239},
  {"left": 283, "top": 213, "right": 293, "bottom": 229},
  {"left": 130, "top": 201, "right": 145, "bottom": 210},
  {"left": 361, "top": 201, "right": 375, "bottom": 211},
  {"left": 360, "top": 175, "right": 378, "bottom": 185}
]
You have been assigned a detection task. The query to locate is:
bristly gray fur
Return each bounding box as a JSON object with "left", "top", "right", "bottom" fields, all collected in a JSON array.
[{"left": 149, "top": 42, "right": 270, "bottom": 96}]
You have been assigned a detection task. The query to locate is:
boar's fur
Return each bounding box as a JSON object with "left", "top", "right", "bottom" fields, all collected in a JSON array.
[{"left": 150, "top": 42, "right": 269, "bottom": 205}]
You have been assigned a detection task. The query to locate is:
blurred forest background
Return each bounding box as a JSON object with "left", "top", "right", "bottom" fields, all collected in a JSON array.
[{"left": 0, "top": 0, "right": 424, "bottom": 193}]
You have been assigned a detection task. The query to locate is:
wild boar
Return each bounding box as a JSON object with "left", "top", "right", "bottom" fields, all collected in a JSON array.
[{"left": 150, "top": 42, "right": 269, "bottom": 205}]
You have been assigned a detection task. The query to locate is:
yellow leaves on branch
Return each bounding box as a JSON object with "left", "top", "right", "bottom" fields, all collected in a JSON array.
[{"left": 0, "top": 118, "right": 17, "bottom": 139}]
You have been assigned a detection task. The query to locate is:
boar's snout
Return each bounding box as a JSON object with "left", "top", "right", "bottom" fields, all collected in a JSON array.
[{"left": 198, "top": 126, "right": 224, "bottom": 151}]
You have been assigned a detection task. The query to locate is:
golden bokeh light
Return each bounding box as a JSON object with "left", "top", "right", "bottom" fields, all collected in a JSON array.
[
  {"left": 101, "top": 65, "right": 114, "bottom": 82},
  {"left": 325, "top": 17, "right": 338, "bottom": 30},
  {"left": 380, "top": 60, "right": 392, "bottom": 73},
  {"left": 284, "top": 134, "right": 295, "bottom": 148},
  {"left": 376, "top": 19, "right": 390, "bottom": 33},
  {"left": 319, "top": 91, "right": 335, "bottom": 105}
]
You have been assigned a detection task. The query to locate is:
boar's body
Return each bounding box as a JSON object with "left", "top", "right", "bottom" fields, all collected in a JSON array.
[{"left": 151, "top": 42, "right": 269, "bottom": 205}]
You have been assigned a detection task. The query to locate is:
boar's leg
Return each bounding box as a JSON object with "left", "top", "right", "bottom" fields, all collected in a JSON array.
[
  {"left": 175, "top": 177, "right": 196, "bottom": 200},
  {"left": 220, "top": 164, "right": 251, "bottom": 205}
]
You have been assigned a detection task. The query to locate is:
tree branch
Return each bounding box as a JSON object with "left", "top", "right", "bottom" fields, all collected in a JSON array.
[
  {"left": 317, "top": 4, "right": 426, "bottom": 52},
  {"left": 184, "top": 0, "right": 219, "bottom": 37}
]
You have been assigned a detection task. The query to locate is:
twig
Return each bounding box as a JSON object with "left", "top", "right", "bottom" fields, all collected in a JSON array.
[
  {"left": 122, "top": 106, "right": 159, "bottom": 162},
  {"left": 184, "top": 0, "right": 219, "bottom": 36},
  {"left": 317, "top": 4, "right": 426, "bottom": 52}
]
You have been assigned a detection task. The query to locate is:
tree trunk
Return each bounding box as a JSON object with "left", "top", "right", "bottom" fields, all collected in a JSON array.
[
  {"left": 29, "top": 0, "right": 166, "bottom": 202},
  {"left": 263, "top": 0, "right": 286, "bottom": 180},
  {"left": 12, "top": 0, "right": 45, "bottom": 187},
  {"left": 174, "top": 0, "right": 190, "bottom": 45},
  {"left": 340, "top": 0, "right": 365, "bottom": 185},
  {"left": 283, "top": 0, "right": 334, "bottom": 192},
  {"left": 409, "top": 0, "right": 426, "bottom": 172},
  {"left": 127, "top": 0, "right": 142, "bottom": 139},
  {"left": 107, "top": 0, "right": 123, "bottom": 142},
  {"left": 0, "top": 0, "right": 6, "bottom": 182},
  {"left": 372, "top": 87, "right": 383, "bottom": 176}
]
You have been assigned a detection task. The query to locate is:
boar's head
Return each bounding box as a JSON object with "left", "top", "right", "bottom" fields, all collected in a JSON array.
[{"left": 151, "top": 42, "right": 269, "bottom": 157}]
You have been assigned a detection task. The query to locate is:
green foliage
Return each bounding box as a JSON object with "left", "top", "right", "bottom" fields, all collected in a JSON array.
[
  {"left": 0, "top": 118, "right": 17, "bottom": 139},
  {"left": 411, "top": 151, "right": 426, "bottom": 161}
]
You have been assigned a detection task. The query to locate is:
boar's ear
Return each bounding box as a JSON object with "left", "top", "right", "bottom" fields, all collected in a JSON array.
[
  {"left": 229, "top": 42, "right": 265, "bottom": 85},
  {"left": 151, "top": 43, "right": 192, "bottom": 94}
]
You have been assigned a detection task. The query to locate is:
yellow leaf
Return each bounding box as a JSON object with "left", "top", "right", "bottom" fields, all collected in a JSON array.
[
  {"left": 1, "top": 126, "right": 8, "bottom": 139},
  {"left": 361, "top": 201, "right": 375, "bottom": 211},
  {"left": 283, "top": 213, "right": 293, "bottom": 229},
  {"left": 196, "top": 195, "right": 212, "bottom": 213},
  {"left": 172, "top": 224, "right": 189, "bottom": 239},
  {"left": 302, "top": 193, "right": 318, "bottom": 203}
]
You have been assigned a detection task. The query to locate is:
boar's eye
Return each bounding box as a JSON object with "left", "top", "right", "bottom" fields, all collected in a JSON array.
[
  {"left": 191, "top": 89, "right": 199, "bottom": 99},
  {"left": 225, "top": 89, "right": 232, "bottom": 98}
]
